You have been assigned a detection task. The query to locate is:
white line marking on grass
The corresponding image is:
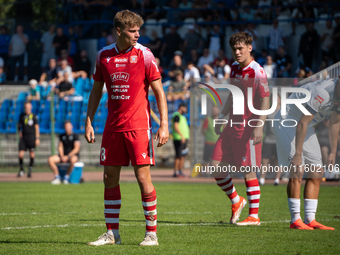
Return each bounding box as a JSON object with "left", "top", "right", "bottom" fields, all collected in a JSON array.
[
  {"left": 2, "top": 219, "right": 338, "bottom": 230},
  {"left": 0, "top": 211, "right": 213, "bottom": 216}
]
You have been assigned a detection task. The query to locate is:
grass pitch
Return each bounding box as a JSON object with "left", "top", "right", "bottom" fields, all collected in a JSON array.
[{"left": 0, "top": 182, "right": 339, "bottom": 254}]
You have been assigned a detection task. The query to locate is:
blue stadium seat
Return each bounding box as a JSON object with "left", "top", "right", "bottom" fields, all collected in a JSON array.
[
  {"left": 17, "top": 92, "right": 28, "bottom": 101},
  {"left": 40, "top": 120, "right": 51, "bottom": 134},
  {"left": 31, "top": 100, "right": 40, "bottom": 115},
  {"left": 55, "top": 120, "right": 65, "bottom": 134}
]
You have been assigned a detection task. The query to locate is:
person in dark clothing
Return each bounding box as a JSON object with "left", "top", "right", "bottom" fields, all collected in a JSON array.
[
  {"left": 298, "top": 22, "right": 320, "bottom": 69},
  {"left": 160, "top": 26, "right": 182, "bottom": 67},
  {"left": 75, "top": 49, "right": 92, "bottom": 77},
  {"left": 53, "top": 27, "right": 70, "bottom": 58},
  {"left": 48, "top": 121, "right": 80, "bottom": 184},
  {"left": 17, "top": 102, "right": 40, "bottom": 178}
]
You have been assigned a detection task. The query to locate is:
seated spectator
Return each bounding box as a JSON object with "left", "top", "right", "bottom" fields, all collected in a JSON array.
[
  {"left": 48, "top": 121, "right": 80, "bottom": 185},
  {"left": 263, "top": 55, "right": 277, "bottom": 79},
  {"left": 275, "top": 46, "right": 292, "bottom": 78},
  {"left": 0, "top": 56, "right": 4, "bottom": 83},
  {"left": 55, "top": 72, "right": 75, "bottom": 99},
  {"left": 40, "top": 58, "right": 58, "bottom": 85},
  {"left": 58, "top": 49, "right": 74, "bottom": 70},
  {"left": 214, "top": 59, "right": 231, "bottom": 81},
  {"left": 197, "top": 48, "right": 214, "bottom": 74},
  {"left": 39, "top": 81, "right": 52, "bottom": 100},
  {"left": 214, "top": 49, "right": 229, "bottom": 67},
  {"left": 53, "top": 27, "right": 70, "bottom": 58},
  {"left": 74, "top": 50, "right": 92, "bottom": 77},
  {"left": 190, "top": 49, "right": 199, "bottom": 66},
  {"left": 27, "top": 79, "right": 40, "bottom": 101},
  {"left": 256, "top": 49, "right": 268, "bottom": 67},
  {"left": 57, "top": 59, "right": 73, "bottom": 84},
  {"left": 184, "top": 61, "right": 200, "bottom": 83},
  {"left": 168, "top": 52, "right": 185, "bottom": 79},
  {"left": 138, "top": 26, "right": 151, "bottom": 45},
  {"left": 167, "top": 70, "right": 189, "bottom": 101}
]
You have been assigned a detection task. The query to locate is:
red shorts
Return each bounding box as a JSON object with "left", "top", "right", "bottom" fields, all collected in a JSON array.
[
  {"left": 211, "top": 131, "right": 261, "bottom": 167},
  {"left": 100, "top": 129, "right": 154, "bottom": 166}
]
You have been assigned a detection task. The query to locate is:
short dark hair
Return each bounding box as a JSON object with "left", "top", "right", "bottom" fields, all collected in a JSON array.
[
  {"left": 229, "top": 32, "right": 253, "bottom": 47},
  {"left": 179, "top": 103, "right": 187, "bottom": 109}
]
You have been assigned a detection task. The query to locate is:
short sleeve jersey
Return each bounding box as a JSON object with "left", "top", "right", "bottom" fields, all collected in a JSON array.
[
  {"left": 286, "top": 79, "right": 340, "bottom": 127},
  {"left": 93, "top": 42, "right": 161, "bottom": 132},
  {"left": 19, "top": 113, "right": 38, "bottom": 137},
  {"left": 59, "top": 133, "right": 79, "bottom": 156},
  {"left": 225, "top": 60, "right": 269, "bottom": 138}
]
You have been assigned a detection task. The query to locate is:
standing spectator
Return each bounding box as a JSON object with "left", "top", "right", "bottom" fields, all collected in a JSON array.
[
  {"left": 206, "top": 25, "right": 224, "bottom": 58},
  {"left": 268, "top": 19, "right": 285, "bottom": 57},
  {"left": 40, "top": 25, "right": 56, "bottom": 71},
  {"left": 320, "top": 20, "right": 334, "bottom": 64},
  {"left": 183, "top": 25, "right": 203, "bottom": 62},
  {"left": 53, "top": 27, "right": 70, "bottom": 58},
  {"left": 27, "top": 79, "right": 41, "bottom": 101},
  {"left": 8, "top": 25, "right": 29, "bottom": 81},
  {"left": 332, "top": 13, "right": 340, "bottom": 62},
  {"left": 0, "top": 26, "right": 11, "bottom": 70},
  {"left": 189, "top": 48, "right": 199, "bottom": 66},
  {"left": 298, "top": 22, "right": 319, "bottom": 70},
  {"left": 17, "top": 102, "right": 40, "bottom": 178},
  {"left": 263, "top": 55, "right": 277, "bottom": 79},
  {"left": 48, "top": 121, "right": 80, "bottom": 185},
  {"left": 148, "top": 30, "right": 162, "bottom": 59},
  {"left": 160, "top": 26, "right": 182, "bottom": 67},
  {"left": 68, "top": 26, "right": 78, "bottom": 57},
  {"left": 74, "top": 50, "right": 92, "bottom": 77},
  {"left": 197, "top": 48, "right": 214, "bottom": 74},
  {"left": 275, "top": 46, "right": 292, "bottom": 78},
  {"left": 171, "top": 103, "right": 189, "bottom": 177}
]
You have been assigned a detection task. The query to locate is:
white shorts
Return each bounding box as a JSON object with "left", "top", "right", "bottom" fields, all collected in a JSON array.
[{"left": 273, "top": 111, "right": 322, "bottom": 168}]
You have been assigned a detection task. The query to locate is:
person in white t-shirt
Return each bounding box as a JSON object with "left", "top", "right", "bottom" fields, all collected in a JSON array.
[
  {"left": 263, "top": 55, "right": 277, "bottom": 79},
  {"left": 197, "top": 48, "right": 214, "bottom": 74},
  {"left": 184, "top": 61, "right": 200, "bottom": 83}
]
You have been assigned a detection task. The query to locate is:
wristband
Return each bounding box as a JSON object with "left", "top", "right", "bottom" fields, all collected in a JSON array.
[{"left": 218, "top": 113, "right": 225, "bottom": 119}]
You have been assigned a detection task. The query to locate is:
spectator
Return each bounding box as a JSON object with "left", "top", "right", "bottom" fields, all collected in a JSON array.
[
  {"left": 149, "top": 30, "right": 162, "bottom": 59},
  {"left": 53, "top": 27, "right": 70, "bottom": 58},
  {"left": 298, "top": 22, "right": 319, "bottom": 70},
  {"left": 171, "top": 103, "right": 190, "bottom": 177},
  {"left": 167, "top": 70, "right": 189, "bottom": 101},
  {"left": 40, "top": 58, "right": 58, "bottom": 85},
  {"left": 138, "top": 26, "right": 151, "bottom": 45},
  {"left": 0, "top": 26, "right": 11, "bottom": 70},
  {"left": 40, "top": 25, "right": 56, "bottom": 71},
  {"left": 57, "top": 59, "right": 73, "bottom": 84},
  {"left": 184, "top": 61, "right": 200, "bottom": 83},
  {"left": 320, "top": 20, "right": 334, "bottom": 64},
  {"left": 98, "top": 30, "right": 108, "bottom": 50},
  {"left": 256, "top": 49, "right": 268, "bottom": 67},
  {"left": 27, "top": 79, "right": 41, "bottom": 101},
  {"left": 214, "top": 49, "right": 229, "bottom": 66},
  {"left": 189, "top": 48, "right": 199, "bottom": 66},
  {"left": 39, "top": 81, "right": 52, "bottom": 100},
  {"left": 257, "top": 0, "right": 271, "bottom": 19},
  {"left": 275, "top": 46, "right": 292, "bottom": 78},
  {"left": 263, "top": 55, "right": 277, "bottom": 79},
  {"left": 160, "top": 26, "right": 182, "bottom": 67},
  {"left": 268, "top": 19, "right": 285, "bottom": 57},
  {"left": 168, "top": 52, "right": 185, "bottom": 79},
  {"left": 58, "top": 49, "right": 74, "bottom": 70},
  {"left": 0, "top": 56, "right": 4, "bottom": 83},
  {"left": 214, "top": 59, "right": 231, "bottom": 81},
  {"left": 8, "top": 25, "right": 29, "bottom": 81},
  {"left": 183, "top": 25, "right": 203, "bottom": 62},
  {"left": 48, "top": 121, "right": 80, "bottom": 185},
  {"left": 154, "top": 57, "right": 165, "bottom": 79},
  {"left": 140, "top": 0, "right": 158, "bottom": 20},
  {"left": 17, "top": 101, "right": 40, "bottom": 178},
  {"left": 55, "top": 72, "right": 75, "bottom": 99},
  {"left": 332, "top": 13, "right": 340, "bottom": 62},
  {"left": 74, "top": 50, "right": 92, "bottom": 77},
  {"left": 68, "top": 26, "right": 78, "bottom": 57},
  {"left": 206, "top": 25, "right": 224, "bottom": 58},
  {"left": 244, "top": 24, "right": 258, "bottom": 55},
  {"left": 197, "top": 48, "right": 214, "bottom": 74}
]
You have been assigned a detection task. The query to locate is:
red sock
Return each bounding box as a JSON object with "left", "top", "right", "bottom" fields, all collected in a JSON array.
[
  {"left": 141, "top": 189, "right": 157, "bottom": 233},
  {"left": 245, "top": 179, "right": 260, "bottom": 218},
  {"left": 215, "top": 175, "right": 240, "bottom": 204},
  {"left": 104, "top": 185, "right": 121, "bottom": 232}
]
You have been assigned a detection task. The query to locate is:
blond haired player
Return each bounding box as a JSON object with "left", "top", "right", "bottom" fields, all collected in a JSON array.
[
  {"left": 212, "top": 32, "right": 270, "bottom": 225},
  {"left": 85, "top": 10, "right": 169, "bottom": 246}
]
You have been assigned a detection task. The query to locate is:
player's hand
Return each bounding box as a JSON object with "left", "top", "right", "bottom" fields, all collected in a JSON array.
[
  {"left": 181, "top": 136, "right": 186, "bottom": 144},
  {"left": 252, "top": 127, "right": 263, "bottom": 145},
  {"left": 35, "top": 138, "right": 40, "bottom": 147},
  {"left": 289, "top": 154, "right": 303, "bottom": 174},
  {"left": 214, "top": 123, "right": 223, "bottom": 135},
  {"left": 61, "top": 155, "right": 69, "bottom": 163},
  {"left": 84, "top": 124, "right": 96, "bottom": 143},
  {"left": 328, "top": 152, "right": 336, "bottom": 166},
  {"left": 155, "top": 125, "right": 169, "bottom": 147}
]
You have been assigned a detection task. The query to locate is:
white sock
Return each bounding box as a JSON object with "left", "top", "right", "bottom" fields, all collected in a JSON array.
[
  {"left": 304, "top": 199, "right": 318, "bottom": 224},
  {"left": 107, "top": 229, "right": 113, "bottom": 236},
  {"left": 259, "top": 178, "right": 265, "bottom": 185},
  {"left": 55, "top": 175, "right": 60, "bottom": 179},
  {"left": 64, "top": 175, "right": 70, "bottom": 180},
  {"left": 288, "top": 198, "right": 301, "bottom": 223},
  {"left": 146, "top": 231, "right": 157, "bottom": 237},
  {"left": 274, "top": 178, "right": 279, "bottom": 184}
]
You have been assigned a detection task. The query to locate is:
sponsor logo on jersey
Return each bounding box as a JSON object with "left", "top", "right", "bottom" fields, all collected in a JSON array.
[
  {"left": 142, "top": 152, "right": 147, "bottom": 159},
  {"left": 115, "top": 58, "right": 128, "bottom": 63},
  {"left": 130, "top": 55, "right": 137, "bottom": 63},
  {"left": 116, "top": 64, "right": 126, "bottom": 68},
  {"left": 315, "top": 95, "right": 324, "bottom": 104},
  {"left": 110, "top": 72, "right": 130, "bottom": 82},
  {"left": 244, "top": 73, "right": 249, "bottom": 81},
  {"left": 106, "top": 57, "right": 111, "bottom": 63},
  {"left": 111, "top": 95, "right": 131, "bottom": 100},
  {"left": 235, "top": 74, "right": 243, "bottom": 79}
]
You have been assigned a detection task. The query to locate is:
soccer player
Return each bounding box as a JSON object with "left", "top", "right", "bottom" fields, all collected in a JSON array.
[
  {"left": 85, "top": 10, "right": 169, "bottom": 246},
  {"left": 273, "top": 79, "right": 339, "bottom": 230},
  {"left": 17, "top": 101, "right": 40, "bottom": 178},
  {"left": 48, "top": 121, "right": 80, "bottom": 185},
  {"left": 212, "top": 32, "right": 270, "bottom": 225}
]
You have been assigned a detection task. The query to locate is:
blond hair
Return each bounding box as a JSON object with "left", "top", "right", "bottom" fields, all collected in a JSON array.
[
  {"left": 114, "top": 10, "right": 144, "bottom": 30},
  {"left": 229, "top": 32, "right": 253, "bottom": 47}
]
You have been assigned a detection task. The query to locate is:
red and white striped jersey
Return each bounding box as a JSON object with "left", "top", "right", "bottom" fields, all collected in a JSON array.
[
  {"left": 225, "top": 60, "right": 269, "bottom": 138},
  {"left": 93, "top": 42, "right": 161, "bottom": 132}
]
